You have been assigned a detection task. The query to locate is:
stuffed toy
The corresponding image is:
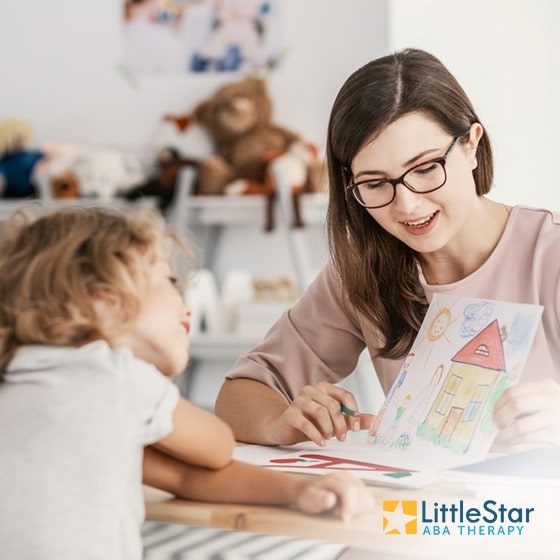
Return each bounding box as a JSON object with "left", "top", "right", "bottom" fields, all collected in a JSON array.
[
  {"left": 51, "top": 169, "right": 81, "bottom": 199},
  {"left": 0, "top": 118, "right": 45, "bottom": 198},
  {"left": 35, "top": 147, "right": 146, "bottom": 200},
  {"left": 120, "top": 146, "right": 198, "bottom": 213},
  {"left": 165, "top": 75, "right": 323, "bottom": 230}
]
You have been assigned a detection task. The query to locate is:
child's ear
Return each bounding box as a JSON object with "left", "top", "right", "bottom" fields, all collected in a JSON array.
[{"left": 92, "top": 291, "right": 126, "bottom": 340}]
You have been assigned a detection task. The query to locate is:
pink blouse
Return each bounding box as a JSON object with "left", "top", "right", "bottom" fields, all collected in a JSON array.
[{"left": 226, "top": 206, "right": 560, "bottom": 402}]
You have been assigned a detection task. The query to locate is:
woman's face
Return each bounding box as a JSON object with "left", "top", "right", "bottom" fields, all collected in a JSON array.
[{"left": 350, "top": 112, "right": 482, "bottom": 256}]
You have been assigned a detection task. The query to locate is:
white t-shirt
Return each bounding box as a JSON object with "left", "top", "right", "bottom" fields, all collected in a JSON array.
[{"left": 0, "top": 340, "right": 180, "bottom": 560}]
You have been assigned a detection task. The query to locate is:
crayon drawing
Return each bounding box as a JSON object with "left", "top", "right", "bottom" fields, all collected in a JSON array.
[
  {"left": 232, "top": 438, "right": 443, "bottom": 488},
  {"left": 367, "top": 294, "right": 543, "bottom": 468},
  {"left": 267, "top": 453, "right": 411, "bottom": 473}
]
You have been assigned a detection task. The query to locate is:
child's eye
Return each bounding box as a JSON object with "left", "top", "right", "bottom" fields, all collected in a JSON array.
[{"left": 169, "top": 276, "right": 178, "bottom": 286}]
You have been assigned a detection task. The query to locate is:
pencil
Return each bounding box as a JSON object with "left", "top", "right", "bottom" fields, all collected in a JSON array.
[{"left": 340, "top": 404, "right": 358, "bottom": 417}]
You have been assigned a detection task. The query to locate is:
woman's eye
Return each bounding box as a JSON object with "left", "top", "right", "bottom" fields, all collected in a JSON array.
[
  {"left": 169, "top": 276, "right": 178, "bottom": 286},
  {"left": 362, "top": 180, "right": 390, "bottom": 190},
  {"left": 412, "top": 162, "right": 438, "bottom": 175}
]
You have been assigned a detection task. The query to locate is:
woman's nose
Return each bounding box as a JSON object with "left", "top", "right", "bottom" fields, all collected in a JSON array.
[{"left": 392, "top": 182, "right": 424, "bottom": 213}]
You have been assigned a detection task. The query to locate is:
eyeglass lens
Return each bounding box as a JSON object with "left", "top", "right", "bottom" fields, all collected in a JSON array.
[{"left": 354, "top": 160, "right": 446, "bottom": 208}]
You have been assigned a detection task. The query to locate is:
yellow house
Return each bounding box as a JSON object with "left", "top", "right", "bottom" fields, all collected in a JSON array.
[{"left": 417, "top": 320, "right": 505, "bottom": 453}]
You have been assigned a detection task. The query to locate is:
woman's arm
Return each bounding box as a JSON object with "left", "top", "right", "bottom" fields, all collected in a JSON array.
[
  {"left": 154, "top": 398, "right": 235, "bottom": 469},
  {"left": 215, "top": 378, "right": 292, "bottom": 444},
  {"left": 216, "top": 264, "right": 374, "bottom": 446},
  {"left": 215, "top": 378, "right": 374, "bottom": 447},
  {"left": 143, "top": 445, "right": 375, "bottom": 520}
]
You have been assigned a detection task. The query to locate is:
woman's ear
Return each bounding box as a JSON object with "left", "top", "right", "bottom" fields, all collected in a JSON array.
[{"left": 467, "top": 122, "right": 484, "bottom": 170}]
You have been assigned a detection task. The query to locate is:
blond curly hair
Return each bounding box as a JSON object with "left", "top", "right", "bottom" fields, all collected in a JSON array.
[{"left": 0, "top": 206, "right": 182, "bottom": 377}]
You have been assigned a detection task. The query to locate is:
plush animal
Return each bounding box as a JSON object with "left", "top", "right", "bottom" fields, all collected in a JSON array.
[
  {"left": 35, "top": 147, "right": 146, "bottom": 200},
  {"left": 51, "top": 169, "right": 81, "bottom": 199},
  {"left": 165, "top": 75, "right": 323, "bottom": 230},
  {"left": 0, "top": 118, "right": 45, "bottom": 198},
  {"left": 121, "top": 146, "right": 198, "bottom": 213}
]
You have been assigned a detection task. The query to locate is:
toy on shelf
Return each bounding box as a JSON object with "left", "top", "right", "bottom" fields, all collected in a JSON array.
[
  {"left": 121, "top": 146, "right": 198, "bottom": 213},
  {"left": 35, "top": 147, "right": 147, "bottom": 201},
  {"left": 164, "top": 75, "right": 324, "bottom": 231},
  {"left": 0, "top": 118, "right": 45, "bottom": 199}
]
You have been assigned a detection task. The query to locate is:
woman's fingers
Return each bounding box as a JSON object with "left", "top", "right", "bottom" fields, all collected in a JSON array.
[
  {"left": 493, "top": 380, "right": 560, "bottom": 448},
  {"left": 288, "top": 383, "right": 363, "bottom": 444}
]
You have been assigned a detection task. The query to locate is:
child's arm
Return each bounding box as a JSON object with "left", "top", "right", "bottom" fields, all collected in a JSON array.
[
  {"left": 153, "top": 398, "right": 235, "bottom": 469},
  {"left": 143, "top": 446, "right": 375, "bottom": 520}
]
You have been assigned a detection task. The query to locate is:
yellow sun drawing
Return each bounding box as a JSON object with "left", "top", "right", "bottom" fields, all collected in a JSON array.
[{"left": 427, "top": 307, "right": 452, "bottom": 341}]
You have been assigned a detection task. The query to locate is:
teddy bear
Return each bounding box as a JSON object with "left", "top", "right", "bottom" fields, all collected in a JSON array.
[{"left": 164, "top": 75, "right": 323, "bottom": 230}]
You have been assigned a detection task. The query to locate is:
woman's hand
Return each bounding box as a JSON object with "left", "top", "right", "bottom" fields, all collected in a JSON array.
[
  {"left": 269, "top": 381, "right": 375, "bottom": 446},
  {"left": 493, "top": 379, "right": 560, "bottom": 452},
  {"left": 295, "top": 472, "right": 376, "bottom": 520}
]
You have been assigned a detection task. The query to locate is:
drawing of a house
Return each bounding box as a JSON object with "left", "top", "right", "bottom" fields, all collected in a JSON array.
[{"left": 417, "top": 319, "right": 506, "bottom": 453}]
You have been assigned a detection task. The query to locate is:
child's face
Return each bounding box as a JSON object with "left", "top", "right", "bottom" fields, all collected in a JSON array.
[{"left": 115, "top": 257, "right": 191, "bottom": 376}]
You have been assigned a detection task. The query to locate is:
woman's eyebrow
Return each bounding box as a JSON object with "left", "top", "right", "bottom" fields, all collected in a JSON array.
[
  {"left": 354, "top": 147, "right": 441, "bottom": 179},
  {"left": 403, "top": 147, "right": 440, "bottom": 167}
]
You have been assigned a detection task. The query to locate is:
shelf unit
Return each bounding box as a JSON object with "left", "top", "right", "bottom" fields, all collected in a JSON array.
[
  {"left": 169, "top": 167, "right": 328, "bottom": 287},
  {"left": 168, "top": 167, "right": 330, "bottom": 407}
]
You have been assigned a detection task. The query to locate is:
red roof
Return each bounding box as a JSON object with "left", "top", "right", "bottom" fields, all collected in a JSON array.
[{"left": 451, "top": 319, "right": 505, "bottom": 371}]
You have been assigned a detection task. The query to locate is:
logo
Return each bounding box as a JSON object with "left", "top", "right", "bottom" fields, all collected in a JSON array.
[
  {"left": 382, "top": 498, "right": 535, "bottom": 537},
  {"left": 383, "top": 500, "right": 418, "bottom": 534}
]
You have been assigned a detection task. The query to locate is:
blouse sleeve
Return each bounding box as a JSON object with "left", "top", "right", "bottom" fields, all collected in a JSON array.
[{"left": 226, "top": 262, "right": 367, "bottom": 401}]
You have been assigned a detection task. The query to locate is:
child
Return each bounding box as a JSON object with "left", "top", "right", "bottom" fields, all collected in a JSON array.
[{"left": 0, "top": 206, "right": 374, "bottom": 560}]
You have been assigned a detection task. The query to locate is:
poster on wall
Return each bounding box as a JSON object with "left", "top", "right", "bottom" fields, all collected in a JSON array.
[{"left": 122, "top": 0, "right": 283, "bottom": 75}]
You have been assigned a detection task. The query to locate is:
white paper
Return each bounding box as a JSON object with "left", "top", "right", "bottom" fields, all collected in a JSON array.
[{"left": 368, "top": 294, "right": 543, "bottom": 469}]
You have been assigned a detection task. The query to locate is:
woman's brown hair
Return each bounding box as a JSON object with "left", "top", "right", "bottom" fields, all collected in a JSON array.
[
  {"left": 326, "top": 48, "right": 493, "bottom": 359},
  {"left": 0, "top": 206, "right": 176, "bottom": 378}
]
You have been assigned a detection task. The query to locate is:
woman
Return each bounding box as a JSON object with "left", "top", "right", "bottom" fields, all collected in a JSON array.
[{"left": 215, "top": 48, "right": 560, "bottom": 452}]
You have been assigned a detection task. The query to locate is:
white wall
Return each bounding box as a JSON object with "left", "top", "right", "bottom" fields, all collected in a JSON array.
[
  {"left": 0, "top": 0, "right": 388, "bottom": 411},
  {"left": 389, "top": 0, "right": 560, "bottom": 210},
  {"left": 0, "top": 0, "right": 388, "bottom": 156}
]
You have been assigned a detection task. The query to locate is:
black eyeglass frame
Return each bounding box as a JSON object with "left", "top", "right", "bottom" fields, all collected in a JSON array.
[{"left": 346, "top": 136, "right": 461, "bottom": 209}]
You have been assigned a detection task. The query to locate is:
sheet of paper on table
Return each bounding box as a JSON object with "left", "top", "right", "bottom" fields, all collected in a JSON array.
[{"left": 233, "top": 432, "right": 442, "bottom": 489}]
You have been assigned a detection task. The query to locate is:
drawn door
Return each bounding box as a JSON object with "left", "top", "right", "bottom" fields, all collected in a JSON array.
[{"left": 441, "top": 407, "right": 463, "bottom": 438}]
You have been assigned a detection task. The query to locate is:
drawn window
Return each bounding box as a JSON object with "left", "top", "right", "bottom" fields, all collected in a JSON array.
[
  {"left": 463, "top": 384, "right": 490, "bottom": 422},
  {"left": 435, "top": 374, "right": 462, "bottom": 416},
  {"left": 473, "top": 344, "right": 490, "bottom": 357}
]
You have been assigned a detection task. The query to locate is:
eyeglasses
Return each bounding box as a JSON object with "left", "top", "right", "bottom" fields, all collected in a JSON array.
[{"left": 346, "top": 136, "right": 461, "bottom": 209}]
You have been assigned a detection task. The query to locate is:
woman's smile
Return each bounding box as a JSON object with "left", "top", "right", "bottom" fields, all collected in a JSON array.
[{"left": 400, "top": 210, "right": 439, "bottom": 235}]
